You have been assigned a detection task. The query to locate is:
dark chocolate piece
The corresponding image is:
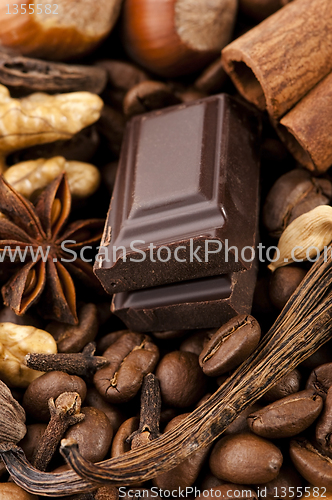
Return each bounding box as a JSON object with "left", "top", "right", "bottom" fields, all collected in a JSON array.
[
  {"left": 94, "top": 94, "right": 260, "bottom": 293},
  {"left": 112, "top": 264, "right": 257, "bottom": 332}
]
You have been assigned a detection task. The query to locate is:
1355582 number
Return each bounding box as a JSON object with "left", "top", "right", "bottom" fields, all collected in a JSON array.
[
  {"left": 6, "top": 4, "right": 58, "bottom": 14},
  {"left": 274, "top": 487, "right": 327, "bottom": 497}
]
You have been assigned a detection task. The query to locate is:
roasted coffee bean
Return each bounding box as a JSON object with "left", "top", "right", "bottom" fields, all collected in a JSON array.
[
  {"left": 153, "top": 414, "right": 211, "bottom": 490},
  {"left": 176, "top": 88, "right": 206, "bottom": 103},
  {"left": 19, "top": 423, "right": 47, "bottom": 462},
  {"left": 153, "top": 330, "right": 188, "bottom": 340},
  {"left": 248, "top": 390, "right": 323, "bottom": 439},
  {"left": 306, "top": 363, "right": 332, "bottom": 398},
  {"left": 23, "top": 371, "right": 87, "bottom": 421},
  {"left": 123, "top": 81, "right": 181, "bottom": 118},
  {"left": 209, "top": 433, "right": 283, "bottom": 484},
  {"left": 96, "top": 330, "right": 128, "bottom": 354},
  {"left": 259, "top": 465, "right": 302, "bottom": 500},
  {"left": 96, "top": 60, "right": 149, "bottom": 92},
  {"left": 315, "top": 386, "right": 332, "bottom": 456},
  {"left": 199, "top": 315, "right": 261, "bottom": 377},
  {"left": 111, "top": 417, "right": 140, "bottom": 458},
  {"left": 85, "top": 387, "right": 125, "bottom": 432},
  {"left": 263, "top": 169, "right": 332, "bottom": 238},
  {"left": 224, "top": 403, "right": 262, "bottom": 435},
  {"left": 64, "top": 407, "right": 113, "bottom": 463},
  {"left": 290, "top": 437, "right": 332, "bottom": 489},
  {"left": 194, "top": 58, "right": 228, "bottom": 94},
  {"left": 0, "top": 482, "right": 38, "bottom": 499},
  {"left": 94, "top": 332, "right": 159, "bottom": 404},
  {"left": 199, "top": 472, "right": 224, "bottom": 490},
  {"left": 198, "top": 485, "right": 257, "bottom": 500},
  {"left": 156, "top": 351, "right": 207, "bottom": 408},
  {"left": 180, "top": 330, "right": 214, "bottom": 356},
  {"left": 269, "top": 266, "right": 307, "bottom": 310},
  {"left": 46, "top": 303, "right": 99, "bottom": 353},
  {"left": 263, "top": 369, "right": 301, "bottom": 402}
]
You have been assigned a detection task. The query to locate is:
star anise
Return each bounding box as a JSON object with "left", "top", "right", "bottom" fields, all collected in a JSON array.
[{"left": 0, "top": 173, "right": 104, "bottom": 324}]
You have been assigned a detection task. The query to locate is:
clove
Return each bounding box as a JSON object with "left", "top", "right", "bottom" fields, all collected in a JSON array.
[
  {"left": 32, "top": 392, "right": 84, "bottom": 471},
  {"left": 127, "top": 373, "right": 161, "bottom": 449},
  {"left": 25, "top": 343, "right": 109, "bottom": 381}
]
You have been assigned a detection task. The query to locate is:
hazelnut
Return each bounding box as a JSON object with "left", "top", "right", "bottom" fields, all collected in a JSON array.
[
  {"left": 122, "top": 0, "right": 238, "bottom": 77},
  {"left": 0, "top": 0, "right": 123, "bottom": 61}
]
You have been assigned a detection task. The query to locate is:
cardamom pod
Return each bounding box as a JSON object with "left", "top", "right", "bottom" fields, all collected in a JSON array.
[
  {"left": 268, "top": 205, "right": 332, "bottom": 272},
  {"left": 0, "top": 379, "right": 26, "bottom": 451}
]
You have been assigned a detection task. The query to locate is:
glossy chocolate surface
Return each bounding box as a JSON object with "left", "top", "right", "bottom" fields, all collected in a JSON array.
[
  {"left": 94, "top": 94, "right": 261, "bottom": 293},
  {"left": 112, "top": 264, "right": 257, "bottom": 332}
]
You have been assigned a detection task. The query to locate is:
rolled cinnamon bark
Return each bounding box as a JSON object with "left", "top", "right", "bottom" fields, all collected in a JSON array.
[
  {"left": 221, "top": 0, "right": 332, "bottom": 120},
  {"left": 277, "top": 72, "right": 332, "bottom": 173}
]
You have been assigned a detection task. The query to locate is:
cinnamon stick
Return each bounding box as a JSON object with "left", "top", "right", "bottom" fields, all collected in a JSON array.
[
  {"left": 278, "top": 72, "right": 332, "bottom": 173},
  {"left": 221, "top": 0, "right": 332, "bottom": 120}
]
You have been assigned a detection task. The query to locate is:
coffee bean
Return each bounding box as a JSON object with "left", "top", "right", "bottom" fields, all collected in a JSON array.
[
  {"left": 94, "top": 332, "right": 159, "bottom": 404},
  {"left": 0, "top": 482, "right": 38, "bottom": 499},
  {"left": 224, "top": 403, "right": 262, "bottom": 436},
  {"left": 96, "top": 330, "right": 128, "bottom": 354},
  {"left": 180, "top": 329, "right": 215, "bottom": 356},
  {"left": 315, "top": 386, "right": 332, "bottom": 456},
  {"left": 19, "top": 423, "right": 47, "bottom": 462},
  {"left": 153, "top": 330, "right": 188, "bottom": 340},
  {"left": 290, "top": 437, "right": 332, "bottom": 489},
  {"left": 111, "top": 417, "right": 140, "bottom": 458},
  {"left": 263, "top": 169, "right": 332, "bottom": 238},
  {"left": 85, "top": 387, "right": 126, "bottom": 432},
  {"left": 263, "top": 369, "right": 301, "bottom": 402},
  {"left": 199, "top": 315, "right": 261, "bottom": 377},
  {"left": 198, "top": 485, "right": 257, "bottom": 500},
  {"left": 306, "top": 363, "right": 332, "bottom": 398},
  {"left": 156, "top": 351, "right": 207, "bottom": 408},
  {"left": 259, "top": 465, "right": 302, "bottom": 500},
  {"left": 64, "top": 407, "right": 113, "bottom": 463},
  {"left": 269, "top": 266, "right": 307, "bottom": 310},
  {"left": 209, "top": 433, "right": 283, "bottom": 484},
  {"left": 199, "top": 472, "right": 224, "bottom": 490},
  {"left": 46, "top": 303, "right": 99, "bottom": 353},
  {"left": 153, "top": 414, "right": 211, "bottom": 490},
  {"left": 96, "top": 59, "right": 149, "bottom": 92},
  {"left": 123, "top": 81, "right": 181, "bottom": 118},
  {"left": 248, "top": 390, "right": 323, "bottom": 439},
  {"left": 194, "top": 58, "right": 228, "bottom": 94},
  {"left": 23, "top": 371, "right": 86, "bottom": 421}
]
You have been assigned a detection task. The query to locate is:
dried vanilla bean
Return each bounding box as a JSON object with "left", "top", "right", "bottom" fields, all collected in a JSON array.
[
  {"left": 2, "top": 248, "right": 332, "bottom": 494},
  {"left": 0, "top": 52, "right": 107, "bottom": 95},
  {"left": 25, "top": 343, "right": 109, "bottom": 381}
]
